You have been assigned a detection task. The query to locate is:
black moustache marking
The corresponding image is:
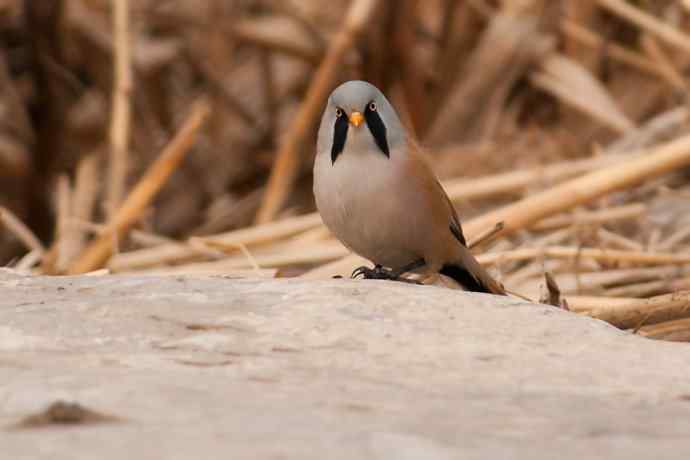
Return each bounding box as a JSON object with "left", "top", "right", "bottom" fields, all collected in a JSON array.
[
  {"left": 364, "top": 102, "right": 389, "bottom": 158},
  {"left": 331, "top": 108, "right": 349, "bottom": 164}
]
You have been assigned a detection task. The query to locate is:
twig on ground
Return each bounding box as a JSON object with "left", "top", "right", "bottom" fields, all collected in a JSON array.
[
  {"left": 0, "top": 206, "right": 45, "bottom": 254},
  {"left": 468, "top": 222, "right": 504, "bottom": 249},
  {"left": 478, "top": 246, "right": 690, "bottom": 267},
  {"left": 540, "top": 271, "right": 562, "bottom": 308},
  {"left": 108, "top": 212, "right": 323, "bottom": 271},
  {"left": 567, "top": 291, "right": 690, "bottom": 329},
  {"left": 638, "top": 317, "right": 690, "bottom": 341}
]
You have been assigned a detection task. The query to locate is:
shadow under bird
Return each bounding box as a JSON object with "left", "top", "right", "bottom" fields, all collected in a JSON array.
[{"left": 313, "top": 80, "right": 505, "bottom": 295}]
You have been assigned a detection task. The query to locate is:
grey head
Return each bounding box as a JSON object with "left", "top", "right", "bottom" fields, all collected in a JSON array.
[{"left": 317, "top": 80, "right": 406, "bottom": 165}]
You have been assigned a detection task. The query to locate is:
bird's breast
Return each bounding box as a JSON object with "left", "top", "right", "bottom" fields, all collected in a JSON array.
[
  {"left": 314, "top": 148, "right": 417, "bottom": 266},
  {"left": 315, "top": 147, "right": 391, "bottom": 226}
]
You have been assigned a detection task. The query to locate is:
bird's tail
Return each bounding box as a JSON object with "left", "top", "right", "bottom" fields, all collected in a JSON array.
[{"left": 440, "top": 262, "right": 506, "bottom": 295}]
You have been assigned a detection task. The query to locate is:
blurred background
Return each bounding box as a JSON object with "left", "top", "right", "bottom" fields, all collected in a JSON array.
[{"left": 3, "top": 0, "right": 690, "bottom": 339}]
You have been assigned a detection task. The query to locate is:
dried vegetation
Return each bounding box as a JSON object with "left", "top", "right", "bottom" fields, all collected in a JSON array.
[{"left": 3, "top": 0, "right": 690, "bottom": 341}]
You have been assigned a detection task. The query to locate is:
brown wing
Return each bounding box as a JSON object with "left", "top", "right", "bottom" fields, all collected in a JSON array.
[
  {"left": 431, "top": 172, "right": 506, "bottom": 296},
  {"left": 437, "top": 179, "right": 467, "bottom": 246},
  {"left": 407, "top": 141, "right": 505, "bottom": 295}
]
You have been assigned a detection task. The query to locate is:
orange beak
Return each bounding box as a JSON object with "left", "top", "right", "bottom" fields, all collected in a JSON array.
[{"left": 349, "top": 111, "right": 364, "bottom": 127}]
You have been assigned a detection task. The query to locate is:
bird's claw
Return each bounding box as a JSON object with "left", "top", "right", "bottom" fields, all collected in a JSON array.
[
  {"left": 350, "top": 264, "right": 422, "bottom": 284},
  {"left": 350, "top": 265, "right": 376, "bottom": 279},
  {"left": 351, "top": 264, "right": 386, "bottom": 279}
]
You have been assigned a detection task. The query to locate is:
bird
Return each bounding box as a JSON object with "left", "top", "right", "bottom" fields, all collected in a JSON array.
[{"left": 313, "top": 80, "right": 505, "bottom": 295}]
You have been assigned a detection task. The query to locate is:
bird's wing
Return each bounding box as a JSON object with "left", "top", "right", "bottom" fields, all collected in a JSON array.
[
  {"left": 406, "top": 139, "right": 468, "bottom": 246},
  {"left": 437, "top": 179, "right": 467, "bottom": 246},
  {"left": 434, "top": 177, "right": 505, "bottom": 294},
  {"left": 408, "top": 142, "right": 505, "bottom": 295}
]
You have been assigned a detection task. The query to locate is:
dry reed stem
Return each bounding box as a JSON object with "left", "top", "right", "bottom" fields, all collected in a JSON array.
[
  {"left": 0, "top": 206, "right": 45, "bottom": 254},
  {"left": 259, "top": 50, "right": 276, "bottom": 135},
  {"left": 516, "top": 265, "right": 689, "bottom": 296},
  {"left": 255, "top": 0, "right": 383, "bottom": 224},
  {"left": 107, "top": 0, "right": 132, "bottom": 219},
  {"left": 659, "top": 226, "right": 690, "bottom": 251},
  {"left": 41, "top": 175, "right": 74, "bottom": 275},
  {"left": 289, "top": 226, "right": 332, "bottom": 244},
  {"left": 442, "top": 153, "right": 628, "bottom": 201},
  {"left": 108, "top": 212, "right": 323, "bottom": 271},
  {"left": 196, "top": 59, "right": 259, "bottom": 129},
  {"left": 561, "top": 20, "right": 663, "bottom": 78},
  {"left": 604, "top": 107, "right": 687, "bottom": 156},
  {"left": 427, "top": 11, "right": 540, "bottom": 143},
  {"left": 73, "top": 219, "right": 177, "bottom": 248},
  {"left": 54, "top": 175, "right": 73, "bottom": 272},
  {"left": 531, "top": 53, "right": 634, "bottom": 133},
  {"left": 136, "top": 262, "right": 278, "bottom": 278},
  {"left": 305, "top": 133, "right": 690, "bottom": 278},
  {"left": 638, "top": 317, "right": 690, "bottom": 341},
  {"left": 434, "top": 0, "right": 460, "bottom": 92},
  {"left": 394, "top": 0, "right": 425, "bottom": 137},
  {"left": 68, "top": 154, "right": 100, "bottom": 255},
  {"left": 597, "top": 228, "right": 644, "bottom": 251},
  {"left": 80, "top": 269, "right": 111, "bottom": 276},
  {"left": 541, "top": 271, "right": 562, "bottom": 307},
  {"left": 232, "top": 17, "right": 322, "bottom": 64},
  {"left": 562, "top": 1, "right": 605, "bottom": 69},
  {"left": 477, "top": 246, "right": 690, "bottom": 267},
  {"left": 273, "top": 3, "right": 327, "bottom": 52},
  {"left": 647, "top": 228, "right": 663, "bottom": 253},
  {"left": 597, "top": 0, "right": 690, "bottom": 54},
  {"left": 464, "top": 133, "right": 690, "bottom": 240},
  {"left": 568, "top": 291, "right": 690, "bottom": 329},
  {"left": 68, "top": 98, "right": 212, "bottom": 274},
  {"left": 468, "top": 222, "right": 504, "bottom": 249},
  {"left": 429, "top": 1, "right": 485, "bottom": 123},
  {"left": 531, "top": 203, "right": 645, "bottom": 231},
  {"left": 604, "top": 279, "right": 673, "bottom": 298},
  {"left": 188, "top": 237, "right": 262, "bottom": 272},
  {"left": 531, "top": 226, "right": 577, "bottom": 247},
  {"left": 640, "top": 34, "right": 687, "bottom": 93},
  {"left": 177, "top": 240, "right": 348, "bottom": 270},
  {"left": 15, "top": 249, "right": 43, "bottom": 271},
  {"left": 237, "top": 241, "right": 347, "bottom": 268},
  {"left": 505, "top": 260, "right": 573, "bottom": 292}
]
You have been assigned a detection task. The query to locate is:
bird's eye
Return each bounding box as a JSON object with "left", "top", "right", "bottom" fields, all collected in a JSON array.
[
  {"left": 368, "top": 102, "right": 377, "bottom": 111},
  {"left": 335, "top": 108, "right": 343, "bottom": 118}
]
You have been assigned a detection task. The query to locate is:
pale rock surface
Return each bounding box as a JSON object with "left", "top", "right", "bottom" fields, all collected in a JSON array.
[{"left": 1, "top": 269, "right": 690, "bottom": 459}]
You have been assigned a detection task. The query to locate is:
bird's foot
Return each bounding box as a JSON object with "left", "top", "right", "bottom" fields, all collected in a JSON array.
[
  {"left": 351, "top": 264, "right": 389, "bottom": 280},
  {"left": 351, "top": 264, "right": 422, "bottom": 284}
]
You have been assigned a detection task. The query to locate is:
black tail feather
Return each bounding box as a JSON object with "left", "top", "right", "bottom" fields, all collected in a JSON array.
[{"left": 440, "top": 264, "right": 490, "bottom": 293}]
